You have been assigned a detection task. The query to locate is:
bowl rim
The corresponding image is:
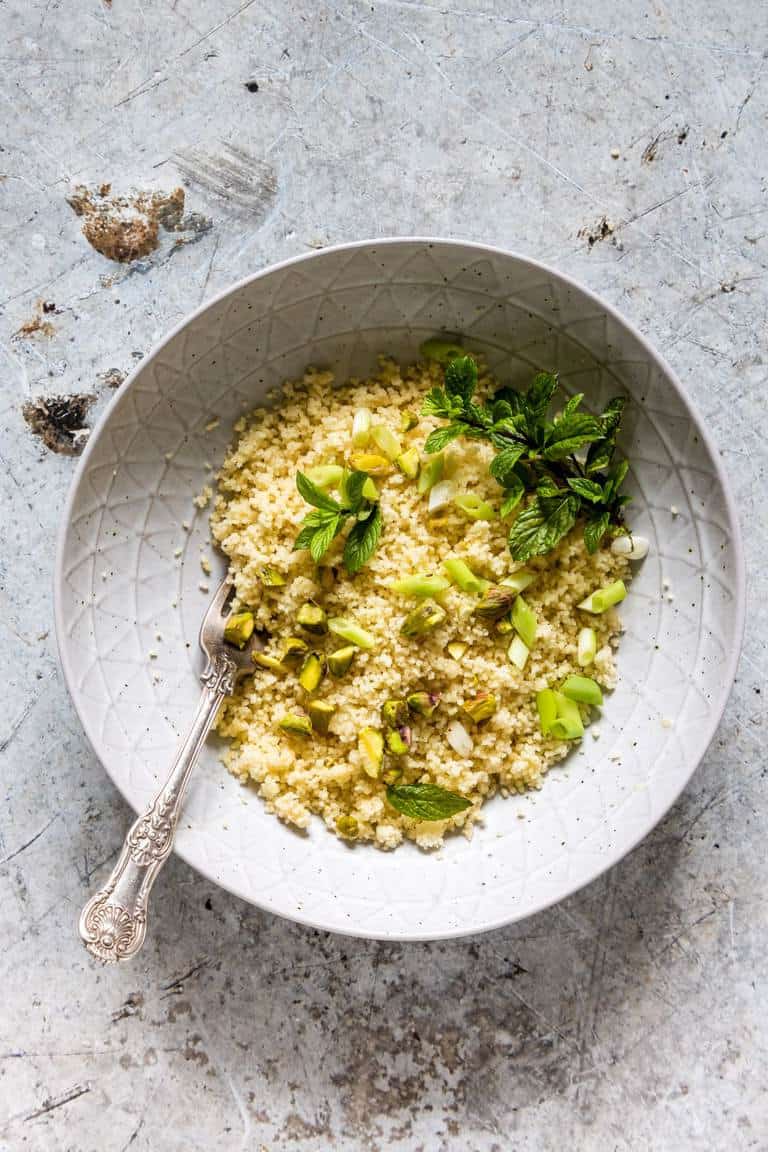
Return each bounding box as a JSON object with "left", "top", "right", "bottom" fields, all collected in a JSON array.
[{"left": 54, "top": 236, "right": 746, "bottom": 941}]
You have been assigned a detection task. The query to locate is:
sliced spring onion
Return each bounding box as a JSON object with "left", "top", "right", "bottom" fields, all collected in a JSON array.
[
  {"left": 577, "top": 627, "right": 597, "bottom": 667},
  {"left": 454, "top": 492, "right": 496, "bottom": 520},
  {"left": 420, "top": 336, "right": 465, "bottom": 363},
  {"left": 536, "top": 689, "right": 558, "bottom": 734},
  {"left": 328, "top": 616, "right": 376, "bottom": 650},
  {"left": 561, "top": 675, "right": 603, "bottom": 707},
  {"left": 306, "top": 464, "right": 344, "bottom": 488},
  {"left": 442, "top": 556, "right": 488, "bottom": 597},
  {"left": 370, "top": 424, "right": 402, "bottom": 462},
  {"left": 549, "top": 692, "right": 584, "bottom": 740},
  {"left": 362, "top": 476, "right": 379, "bottom": 502},
  {"left": 611, "top": 533, "right": 649, "bottom": 560},
  {"left": 499, "top": 569, "right": 536, "bottom": 594},
  {"left": 428, "top": 478, "right": 456, "bottom": 513},
  {"left": 417, "top": 452, "right": 444, "bottom": 495},
  {"left": 395, "top": 447, "right": 420, "bottom": 479},
  {"left": 391, "top": 573, "right": 451, "bottom": 598},
  {"left": 508, "top": 635, "right": 529, "bottom": 670},
  {"left": 446, "top": 719, "right": 474, "bottom": 756},
  {"left": 511, "top": 595, "right": 537, "bottom": 649},
  {"left": 351, "top": 407, "right": 372, "bottom": 448},
  {"left": 578, "top": 579, "right": 627, "bottom": 614}
]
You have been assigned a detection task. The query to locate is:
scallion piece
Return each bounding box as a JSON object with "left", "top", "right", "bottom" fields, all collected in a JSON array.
[
  {"left": 428, "top": 479, "right": 455, "bottom": 513},
  {"left": 549, "top": 692, "right": 584, "bottom": 740},
  {"left": 306, "top": 464, "right": 344, "bottom": 488},
  {"left": 577, "top": 627, "right": 597, "bottom": 667},
  {"left": 454, "top": 492, "right": 495, "bottom": 521},
  {"left": 371, "top": 424, "right": 402, "bottom": 462},
  {"left": 328, "top": 616, "right": 376, "bottom": 650},
  {"left": 351, "top": 408, "right": 372, "bottom": 448},
  {"left": 391, "top": 573, "right": 451, "bottom": 598},
  {"left": 561, "top": 675, "right": 603, "bottom": 707},
  {"left": 511, "top": 595, "right": 537, "bottom": 649},
  {"left": 508, "top": 635, "right": 529, "bottom": 670},
  {"left": 362, "top": 476, "right": 379, "bottom": 502},
  {"left": 442, "top": 556, "right": 488, "bottom": 597},
  {"left": 417, "top": 452, "right": 444, "bottom": 495},
  {"left": 499, "top": 569, "right": 536, "bottom": 594},
  {"left": 395, "top": 446, "right": 420, "bottom": 479},
  {"left": 578, "top": 579, "right": 627, "bottom": 614},
  {"left": 536, "top": 689, "right": 558, "bottom": 734}
]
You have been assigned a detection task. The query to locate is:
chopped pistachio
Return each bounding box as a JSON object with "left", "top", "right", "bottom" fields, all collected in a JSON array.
[
  {"left": 495, "top": 616, "right": 514, "bottom": 635},
  {"left": 336, "top": 814, "right": 359, "bottom": 838},
  {"left": 381, "top": 699, "right": 408, "bottom": 728},
  {"left": 308, "top": 700, "right": 337, "bottom": 734},
  {"left": 358, "top": 727, "right": 384, "bottom": 778},
  {"left": 371, "top": 424, "right": 402, "bottom": 461},
  {"left": 420, "top": 336, "right": 465, "bottom": 363},
  {"left": 454, "top": 493, "right": 496, "bottom": 521},
  {"left": 348, "top": 452, "right": 391, "bottom": 475},
  {"left": 395, "top": 446, "right": 420, "bottom": 479},
  {"left": 401, "top": 599, "right": 447, "bottom": 637},
  {"left": 281, "top": 636, "right": 309, "bottom": 667},
  {"left": 385, "top": 729, "right": 409, "bottom": 756},
  {"left": 278, "top": 713, "right": 312, "bottom": 738},
  {"left": 328, "top": 616, "right": 376, "bottom": 649},
  {"left": 351, "top": 408, "right": 372, "bottom": 448},
  {"left": 446, "top": 640, "right": 468, "bottom": 661},
  {"left": 461, "top": 692, "right": 497, "bottom": 724},
  {"left": 260, "top": 565, "right": 286, "bottom": 587},
  {"left": 382, "top": 765, "right": 404, "bottom": 786},
  {"left": 401, "top": 410, "right": 419, "bottom": 432},
  {"left": 223, "top": 611, "right": 255, "bottom": 649},
  {"left": 298, "top": 652, "right": 325, "bottom": 693},
  {"left": 391, "top": 573, "right": 450, "bottom": 599},
  {"left": 306, "top": 464, "right": 344, "bottom": 489},
  {"left": 407, "top": 691, "right": 440, "bottom": 718},
  {"left": 417, "top": 452, "right": 444, "bottom": 495},
  {"left": 296, "top": 602, "right": 328, "bottom": 635},
  {"left": 327, "top": 646, "right": 356, "bottom": 677},
  {"left": 473, "top": 585, "right": 517, "bottom": 621},
  {"left": 252, "top": 652, "right": 287, "bottom": 674}
]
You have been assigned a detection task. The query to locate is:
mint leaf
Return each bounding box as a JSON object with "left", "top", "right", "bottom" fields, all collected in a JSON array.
[
  {"left": 543, "top": 414, "right": 603, "bottom": 460},
  {"left": 293, "top": 522, "right": 319, "bottom": 551},
  {"left": 421, "top": 387, "right": 456, "bottom": 419},
  {"left": 562, "top": 392, "right": 584, "bottom": 418},
  {"left": 309, "top": 514, "right": 342, "bottom": 561},
  {"left": 525, "top": 372, "right": 559, "bottom": 421},
  {"left": 508, "top": 491, "right": 580, "bottom": 561},
  {"left": 489, "top": 444, "right": 524, "bottom": 485},
  {"left": 444, "top": 355, "right": 477, "bottom": 403},
  {"left": 605, "top": 459, "right": 629, "bottom": 500},
  {"left": 500, "top": 473, "right": 525, "bottom": 517},
  {"left": 584, "top": 510, "right": 610, "bottom": 553},
  {"left": 296, "top": 472, "right": 342, "bottom": 512},
  {"left": 424, "top": 423, "right": 467, "bottom": 454},
  {"left": 567, "top": 476, "right": 604, "bottom": 503},
  {"left": 386, "top": 783, "right": 472, "bottom": 821},
  {"left": 342, "top": 470, "right": 369, "bottom": 510},
  {"left": 343, "top": 503, "right": 382, "bottom": 574},
  {"left": 601, "top": 396, "right": 626, "bottom": 435}
]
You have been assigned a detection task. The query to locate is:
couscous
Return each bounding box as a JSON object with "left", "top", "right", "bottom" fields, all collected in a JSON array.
[{"left": 210, "top": 352, "right": 632, "bottom": 850}]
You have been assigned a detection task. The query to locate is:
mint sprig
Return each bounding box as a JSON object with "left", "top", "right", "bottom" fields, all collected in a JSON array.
[
  {"left": 385, "top": 783, "right": 472, "bottom": 821},
  {"left": 420, "top": 354, "right": 630, "bottom": 560},
  {"left": 293, "top": 471, "right": 382, "bottom": 574}
]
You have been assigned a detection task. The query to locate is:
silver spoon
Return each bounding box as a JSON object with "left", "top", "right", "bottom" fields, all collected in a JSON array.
[{"left": 78, "top": 577, "right": 264, "bottom": 963}]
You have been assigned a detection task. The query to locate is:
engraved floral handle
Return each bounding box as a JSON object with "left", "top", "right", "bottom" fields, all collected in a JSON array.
[{"left": 79, "top": 653, "right": 236, "bottom": 963}]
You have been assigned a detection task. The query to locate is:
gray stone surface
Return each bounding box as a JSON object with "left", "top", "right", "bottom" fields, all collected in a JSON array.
[{"left": 1, "top": 1, "right": 766, "bottom": 1148}]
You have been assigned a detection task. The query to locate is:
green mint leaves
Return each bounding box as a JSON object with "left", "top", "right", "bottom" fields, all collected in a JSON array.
[
  {"left": 293, "top": 470, "right": 382, "bottom": 574},
  {"left": 420, "top": 353, "right": 630, "bottom": 561},
  {"left": 385, "top": 783, "right": 472, "bottom": 821}
]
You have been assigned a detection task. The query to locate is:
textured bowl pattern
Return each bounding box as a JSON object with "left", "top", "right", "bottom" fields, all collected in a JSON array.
[{"left": 56, "top": 240, "right": 744, "bottom": 940}]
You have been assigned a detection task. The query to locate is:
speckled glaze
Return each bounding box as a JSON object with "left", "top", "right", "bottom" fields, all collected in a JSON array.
[{"left": 55, "top": 239, "right": 744, "bottom": 940}]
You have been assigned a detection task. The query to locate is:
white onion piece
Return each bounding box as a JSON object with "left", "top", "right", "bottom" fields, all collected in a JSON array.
[
  {"left": 428, "top": 479, "right": 456, "bottom": 513},
  {"left": 446, "top": 719, "right": 473, "bottom": 757},
  {"left": 611, "top": 533, "right": 649, "bottom": 560}
]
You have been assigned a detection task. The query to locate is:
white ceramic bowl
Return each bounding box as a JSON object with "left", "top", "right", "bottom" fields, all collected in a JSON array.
[{"left": 55, "top": 239, "right": 745, "bottom": 941}]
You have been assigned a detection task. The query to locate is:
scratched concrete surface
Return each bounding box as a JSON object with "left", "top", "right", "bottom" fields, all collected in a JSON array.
[{"left": 1, "top": 1, "right": 767, "bottom": 1149}]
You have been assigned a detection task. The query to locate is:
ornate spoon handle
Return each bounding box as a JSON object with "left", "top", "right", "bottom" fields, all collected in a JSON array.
[{"left": 79, "top": 653, "right": 236, "bottom": 963}]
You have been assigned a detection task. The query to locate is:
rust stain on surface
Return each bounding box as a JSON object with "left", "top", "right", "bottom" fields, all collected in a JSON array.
[
  {"left": 66, "top": 184, "right": 212, "bottom": 262},
  {"left": 22, "top": 393, "right": 95, "bottom": 455}
]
